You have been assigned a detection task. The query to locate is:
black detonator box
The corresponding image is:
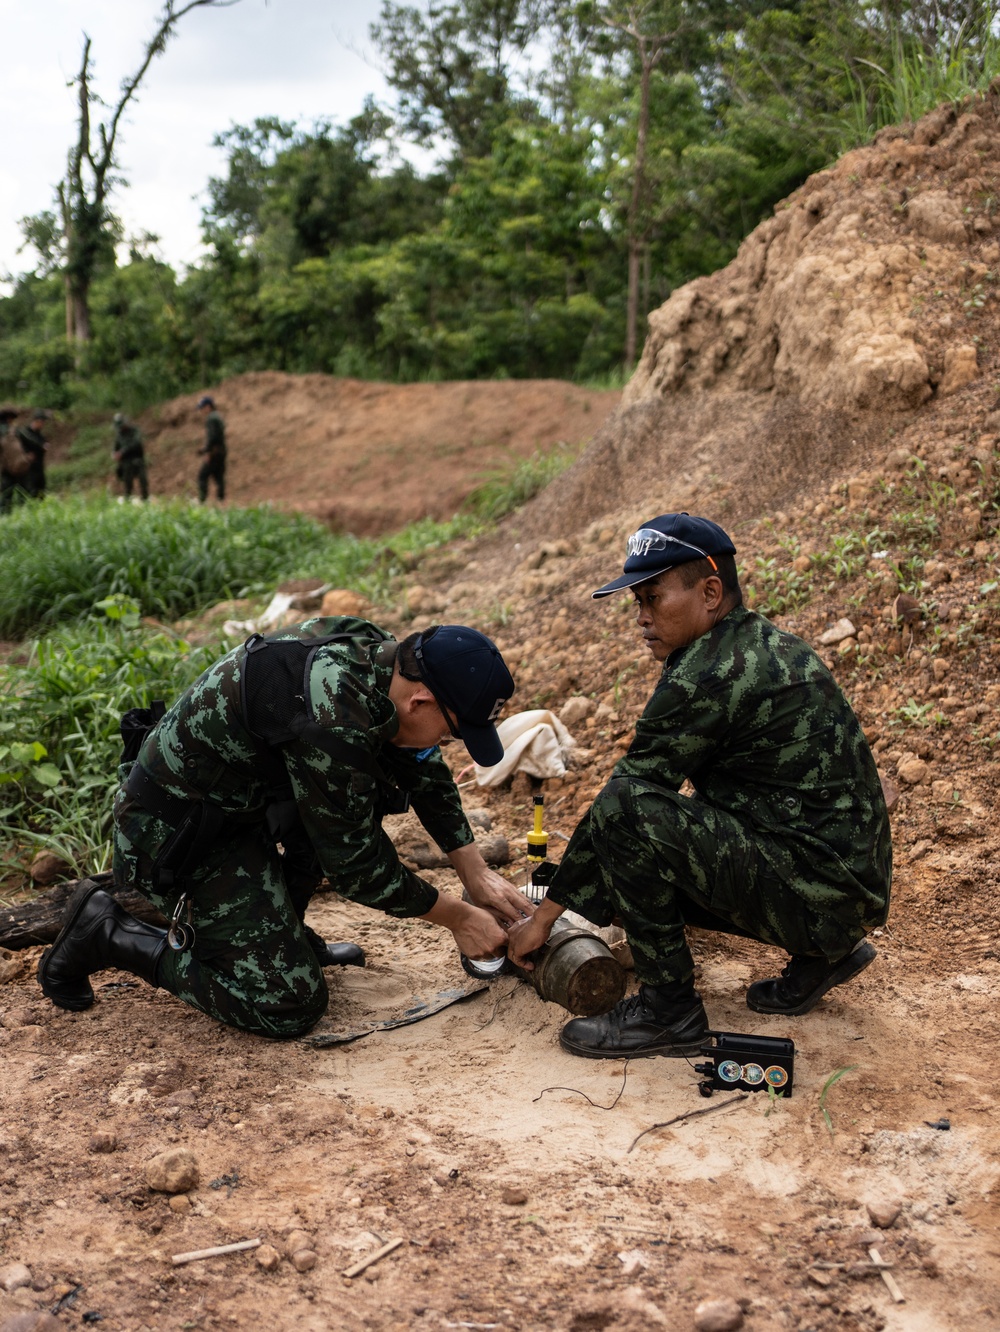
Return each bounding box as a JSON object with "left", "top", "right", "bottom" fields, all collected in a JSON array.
[{"left": 694, "top": 1031, "right": 795, "bottom": 1098}]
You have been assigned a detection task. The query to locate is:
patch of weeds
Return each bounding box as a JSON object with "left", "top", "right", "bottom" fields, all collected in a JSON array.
[
  {"left": 0, "top": 601, "right": 226, "bottom": 871},
  {"left": 744, "top": 555, "right": 813, "bottom": 617},
  {"left": 963, "top": 282, "right": 986, "bottom": 317},
  {"left": 612, "top": 662, "right": 641, "bottom": 707},
  {"left": 465, "top": 442, "right": 579, "bottom": 522},
  {"left": 481, "top": 600, "right": 516, "bottom": 630},
  {"left": 890, "top": 698, "right": 949, "bottom": 729}
]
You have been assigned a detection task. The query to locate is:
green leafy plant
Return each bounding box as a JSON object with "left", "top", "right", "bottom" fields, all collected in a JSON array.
[
  {"left": 819, "top": 1065, "right": 858, "bottom": 1136},
  {"left": 891, "top": 697, "right": 948, "bottom": 729},
  {"left": 0, "top": 606, "right": 226, "bottom": 872},
  {"left": 0, "top": 731, "right": 63, "bottom": 793}
]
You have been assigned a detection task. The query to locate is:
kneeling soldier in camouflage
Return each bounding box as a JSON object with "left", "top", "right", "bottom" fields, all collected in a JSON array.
[
  {"left": 39, "top": 619, "right": 527, "bottom": 1038},
  {"left": 508, "top": 513, "right": 892, "bottom": 1057}
]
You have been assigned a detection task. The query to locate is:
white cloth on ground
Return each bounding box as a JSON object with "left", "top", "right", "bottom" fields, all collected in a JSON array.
[{"left": 474, "top": 709, "right": 575, "bottom": 787}]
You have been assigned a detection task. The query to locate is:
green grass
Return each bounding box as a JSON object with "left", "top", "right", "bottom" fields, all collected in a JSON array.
[
  {"left": 841, "top": 18, "right": 1000, "bottom": 146},
  {"left": 465, "top": 443, "right": 580, "bottom": 523},
  {"left": 0, "top": 496, "right": 381, "bottom": 638},
  {"left": 818, "top": 1065, "right": 857, "bottom": 1137}
]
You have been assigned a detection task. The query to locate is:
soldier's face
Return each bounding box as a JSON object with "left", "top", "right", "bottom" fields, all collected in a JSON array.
[
  {"left": 632, "top": 570, "right": 720, "bottom": 661},
  {"left": 393, "top": 695, "right": 456, "bottom": 750}
]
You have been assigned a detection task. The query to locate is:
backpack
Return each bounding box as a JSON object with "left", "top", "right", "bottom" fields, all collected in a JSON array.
[{"left": 0, "top": 429, "right": 30, "bottom": 478}]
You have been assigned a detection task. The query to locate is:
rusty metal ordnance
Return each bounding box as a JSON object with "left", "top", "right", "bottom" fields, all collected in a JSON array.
[{"left": 511, "top": 915, "right": 627, "bottom": 1016}]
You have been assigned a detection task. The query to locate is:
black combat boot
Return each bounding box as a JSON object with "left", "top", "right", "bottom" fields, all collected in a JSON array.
[
  {"left": 559, "top": 980, "right": 709, "bottom": 1059},
  {"left": 37, "top": 880, "right": 168, "bottom": 1012},
  {"left": 745, "top": 939, "right": 876, "bottom": 1016},
  {"left": 301, "top": 924, "right": 366, "bottom": 970}
]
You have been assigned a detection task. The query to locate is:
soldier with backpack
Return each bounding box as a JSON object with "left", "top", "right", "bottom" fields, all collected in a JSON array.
[
  {"left": 1, "top": 409, "right": 48, "bottom": 511},
  {"left": 38, "top": 619, "right": 530, "bottom": 1039}
]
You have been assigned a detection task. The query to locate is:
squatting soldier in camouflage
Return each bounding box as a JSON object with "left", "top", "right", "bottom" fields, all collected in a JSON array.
[
  {"left": 112, "top": 413, "right": 149, "bottom": 500},
  {"left": 38, "top": 618, "right": 528, "bottom": 1038},
  {"left": 509, "top": 513, "right": 892, "bottom": 1059}
]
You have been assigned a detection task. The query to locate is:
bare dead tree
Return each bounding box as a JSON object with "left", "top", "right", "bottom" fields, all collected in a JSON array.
[{"left": 58, "top": 0, "right": 241, "bottom": 350}]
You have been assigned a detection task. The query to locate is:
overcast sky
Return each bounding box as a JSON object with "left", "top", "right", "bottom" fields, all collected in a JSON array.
[{"left": 1, "top": 0, "right": 402, "bottom": 279}]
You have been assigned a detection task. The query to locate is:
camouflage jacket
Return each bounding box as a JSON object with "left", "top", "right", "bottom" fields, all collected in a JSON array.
[
  {"left": 550, "top": 606, "right": 892, "bottom": 928},
  {"left": 114, "top": 422, "right": 144, "bottom": 460},
  {"left": 114, "top": 617, "right": 474, "bottom": 916},
  {"left": 203, "top": 411, "right": 226, "bottom": 457}
]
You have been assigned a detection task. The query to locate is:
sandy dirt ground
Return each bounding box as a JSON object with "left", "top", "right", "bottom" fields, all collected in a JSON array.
[{"left": 2, "top": 767, "right": 998, "bottom": 1332}]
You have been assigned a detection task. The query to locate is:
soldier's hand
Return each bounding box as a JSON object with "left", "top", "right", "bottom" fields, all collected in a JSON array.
[
  {"left": 450, "top": 904, "right": 508, "bottom": 960},
  {"left": 507, "top": 898, "right": 564, "bottom": 971},
  {"left": 448, "top": 846, "right": 534, "bottom": 925},
  {"left": 421, "top": 893, "right": 507, "bottom": 960}
]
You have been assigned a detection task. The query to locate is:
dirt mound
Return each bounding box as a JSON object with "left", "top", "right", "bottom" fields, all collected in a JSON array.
[
  {"left": 138, "top": 372, "right": 619, "bottom": 534},
  {"left": 518, "top": 89, "right": 1000, "bottom": 541}
]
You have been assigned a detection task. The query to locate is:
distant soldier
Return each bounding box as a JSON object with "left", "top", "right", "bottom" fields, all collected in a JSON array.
[
  {"left": 112, "top": 413, "right": 149, "bottom": 501},
  {"left": 196, "top": 395, "right": 226, "bottom": 503},
  {"left": 0, "top": 408, "right": 23, "bottom": 514},
  {"left": 1, "top": 410, "right": 50, "bottom": 508}
]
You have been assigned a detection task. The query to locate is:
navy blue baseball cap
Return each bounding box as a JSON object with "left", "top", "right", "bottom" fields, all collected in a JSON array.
[
  {"left": 592, "top": 513, "right": 737, "bottom": 599},
  {"left": 413, "top": 625, "right": 515, "bottom": 767},
  {"left": 197, "top": 395, "right": 215, "bottom": 409}
]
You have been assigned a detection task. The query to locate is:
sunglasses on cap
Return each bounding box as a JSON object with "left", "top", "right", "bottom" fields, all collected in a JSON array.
[{"left": 625, "top": 528, "right": 719, "bottom": 571}]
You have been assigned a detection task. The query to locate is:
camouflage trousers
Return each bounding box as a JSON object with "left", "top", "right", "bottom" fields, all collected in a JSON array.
[
  {"left": 197, "top": 455, "right": 226, "bottom": 502},
  {"left": 119, "top": 457, "right": 149, "bottom": 500},
  {"left": 114, "top": 815, "right": 328, "bottom": 1039},
  {"left": 552, "top": 776, "right": 863, "bottom": 986}
]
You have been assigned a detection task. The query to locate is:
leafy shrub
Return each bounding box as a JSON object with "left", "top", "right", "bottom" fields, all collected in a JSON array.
[{"left": 0, "top": 605, "right": 227, "bottom": 871}]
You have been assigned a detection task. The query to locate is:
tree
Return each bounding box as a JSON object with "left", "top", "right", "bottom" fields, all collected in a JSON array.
[
  {"left": 580, "top": 1, "right": 732, "bottom": 366},
  {"left": 54, "top": 0, "right": 240, "bottom": 352},
  {"left": 370, "top": 0, "right": 549, "bottom": 162},
  {"left": 203, "top": 110, "right": 446, "bottom": 263}
]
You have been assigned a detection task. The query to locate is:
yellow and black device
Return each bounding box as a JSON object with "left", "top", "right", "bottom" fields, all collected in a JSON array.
[{"left": 525, "top": 795, "right": 555, "bottom": 904}]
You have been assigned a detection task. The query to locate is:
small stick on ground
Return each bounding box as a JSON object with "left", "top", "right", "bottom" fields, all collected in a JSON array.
[
  {"left": 869, "top": 1246, "right": 906, "bottom": 1303},
  {"left": 172, "top": 1238, "right": 262, "bottom": 1266},
  {"left": 628, "top": 1092, "right": 749, "bottom": 1153},
  {"left": 342, "top": 1236, "right": 404, "bottom": 1278}
]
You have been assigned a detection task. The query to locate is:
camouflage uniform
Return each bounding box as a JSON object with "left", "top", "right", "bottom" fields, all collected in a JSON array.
[
  {"left": 2, "top": 422, "right": 47, "bottom": 504},
  {"left": 114, "top": 421, "right": 149, "bottom": 500},
  {"left": 197, "top": 410, "right": 226, "bottom": 501},
  {"left": 547, "top": 606, "right": 892, "bottom": 986},
  {"left": 112, "top": 617, "right": 474, "bottom": 1037}
]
